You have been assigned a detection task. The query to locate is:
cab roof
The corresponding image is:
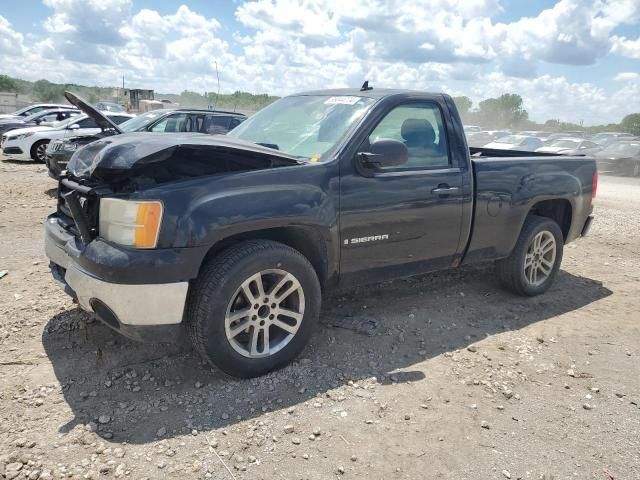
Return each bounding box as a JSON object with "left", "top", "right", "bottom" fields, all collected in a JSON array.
[{"left": 292, "top": 87, "right": 441, "bottom": 100}]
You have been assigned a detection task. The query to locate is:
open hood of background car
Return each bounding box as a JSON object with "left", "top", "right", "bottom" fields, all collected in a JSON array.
[
  {"left": 67, "top": 132, "right": 304, "bottom": 184},
  {"left": 64, "top": 91, "right": 122, "bottom": 134}
]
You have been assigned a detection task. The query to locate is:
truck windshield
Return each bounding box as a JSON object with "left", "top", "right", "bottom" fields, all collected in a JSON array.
[{"left": 228, "top": 95, "right": 376, "bottom": 160}]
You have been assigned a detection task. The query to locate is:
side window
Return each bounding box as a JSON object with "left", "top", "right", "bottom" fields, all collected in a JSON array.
[
  {"left": 203, "top": 115, "right": 231, "bottom": 134},
  {"left": 76, "top": 118, "right": 98, "bottom": 128},
  {"left": 150, "top": 113, "right": 191, "bottom": 132},
  {"left": 368, "top": 103, "right": 449, "bottom": 169},
  {"left": 40, "top": 113, "right": 61, "bottom": 122}
]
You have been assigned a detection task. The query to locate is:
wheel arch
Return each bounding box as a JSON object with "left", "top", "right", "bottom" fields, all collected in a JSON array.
[
  {"left": 528, "top": 198, "right": 573, "bottom": 241},
  {"left": 29, "top": 138, "right": 50, "bottom": 160},
  {"left": 199, "top": 226, "right": 331, "bottom": 288}
]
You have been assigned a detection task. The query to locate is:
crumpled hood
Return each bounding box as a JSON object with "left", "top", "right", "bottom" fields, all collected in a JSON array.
[
  {"left": 64, "top": 91, "right": 122, "bottom": 133},
  {"left": 67, "top": 132, "right": 302, "bottom": 180}
]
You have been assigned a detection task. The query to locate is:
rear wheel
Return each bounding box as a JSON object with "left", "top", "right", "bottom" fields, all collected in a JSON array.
[
  {"left": 30, "top": 140, "right": 49, "bottom": 163},
  {"left": 186, "top": 240, "right": 321, "bottom": 377},
  {"left": 496, "top": 215, "right": 564, "bottom": 296}
]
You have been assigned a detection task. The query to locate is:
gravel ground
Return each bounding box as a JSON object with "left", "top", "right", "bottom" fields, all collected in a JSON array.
[{"left": 0, "top": 158, "right": 639, "bottom": 480}]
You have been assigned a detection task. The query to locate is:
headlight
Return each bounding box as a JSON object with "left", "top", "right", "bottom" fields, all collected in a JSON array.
[
  {"left": 99, "top": 198, "right": 163, "bottom": 249},
  {"left": 67, "top": 143, "right": 78, "bottom": 151}
]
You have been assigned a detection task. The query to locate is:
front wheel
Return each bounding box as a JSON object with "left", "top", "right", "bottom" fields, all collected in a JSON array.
[
  {"left": 186, "top": 240, "right": 321, "bottom": 377},
  {"left": 30, "top": 140, "right": 49, "bottom": 163},
  {"left": 496, "top": 215, "right": 564, "bottom": 296}
]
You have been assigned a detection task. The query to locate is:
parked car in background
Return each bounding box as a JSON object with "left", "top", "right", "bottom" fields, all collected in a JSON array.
[
  {"left": 463, "top": 125, "right": 482, "bottom": 135},
  {"left": 560, "top": 130, "right": 586, "bottom": 138},
  {"left": 95, "top": 101, "right": 125, "bottom": 112},
  {"left": 536, "top": 138, "right": 602, "bottom": 156},
  {"left": 518, "top": 130, "right": 552, "bottom": 139},
  {"left": 542, "top": 133, "right": 576, "bottom": 145},
  {"left": 590, "top": 132, "right": 634, "bottom": 147},
  {"left": 0, "top": 103, "right": 75, "bottom": 120},
  {"left": 594, "top": 140, "right": 640, "bottom": 176},
  {"left": 0, "top": 108, "right": 81, "bottom": 136},
  {"left": 1, "top": 111, "right": 133, "bottom": 162},
  {"left": 466, "top": 130, "right": 510, "bottom": 147},
  {"left": 483, "top": 134, "right": 543, "bottom": 151},
  {"left": 46, "top": 92, "right": 247, "bottom": 178}
]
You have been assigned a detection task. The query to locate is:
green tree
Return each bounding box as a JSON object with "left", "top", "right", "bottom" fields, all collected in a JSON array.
[
  {"left": 621, "top": 113, "right": 640, "bottom": 136},
  {"left": 0, "top": 75, "right": 20, "bottom": 92},
  {"left": 32, "top": 79, "right": 65, "bottom": 102},
  {"left": 453, "top": 96, "right": 472, "bottom": 118},
  {"left": 477, "top": 93, "right": 528, "bottom": 129}
]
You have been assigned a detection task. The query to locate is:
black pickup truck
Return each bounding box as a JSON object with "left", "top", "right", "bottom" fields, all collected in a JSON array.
[{"left": 45, "top": 87, "right": 597, "bottom": 377}]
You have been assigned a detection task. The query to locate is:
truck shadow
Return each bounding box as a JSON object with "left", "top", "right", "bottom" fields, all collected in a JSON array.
[{"left": 41, "top": 264, "right": 612, "bottom": 444}]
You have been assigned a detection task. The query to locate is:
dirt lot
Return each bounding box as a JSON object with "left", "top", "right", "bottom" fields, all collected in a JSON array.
[{"left": 0, "top": 158, "right": 639, "bottom": 480}]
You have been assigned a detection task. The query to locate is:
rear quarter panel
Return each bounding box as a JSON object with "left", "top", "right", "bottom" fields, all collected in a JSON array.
[{"left": 463, "top": 156, "right": 595, "bottom": 263}]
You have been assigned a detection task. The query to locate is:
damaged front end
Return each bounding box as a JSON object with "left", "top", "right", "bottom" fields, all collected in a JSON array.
[{"left": 66, "top": 132, "right": 303, "bottom": 191}]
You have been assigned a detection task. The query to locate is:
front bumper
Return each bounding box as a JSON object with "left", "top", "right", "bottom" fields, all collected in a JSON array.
[{"left": 45, "top": 215, "right": 198, "bottom": 342}]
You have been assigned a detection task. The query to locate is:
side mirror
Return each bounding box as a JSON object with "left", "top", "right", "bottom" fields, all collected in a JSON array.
[
  {"left": 68, "top": 124, "right": 80, "bottom": 130},
  {"left": 35, "top": 119, "right": 41, "bottom": 125},
  {"left": 358, "top": 139, "right": 408, "bottom": 169}
]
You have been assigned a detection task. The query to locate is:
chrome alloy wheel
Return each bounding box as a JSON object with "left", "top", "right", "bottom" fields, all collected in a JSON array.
[
  {"left": 224, "top": 269, "right": 305, "bottom": 358},
  {"left": 524, "top": 231, "right": 556, "bottom": 287}
]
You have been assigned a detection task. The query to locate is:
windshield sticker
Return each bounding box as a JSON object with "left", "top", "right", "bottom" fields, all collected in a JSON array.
[{"left": 324, "top": 96, "right": 360, "bottom": 105}]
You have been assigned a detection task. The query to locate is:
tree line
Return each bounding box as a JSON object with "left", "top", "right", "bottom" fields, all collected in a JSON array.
[
  {"left": 452, "top": 94, "right": 640, "bottom": 136},
  {"left": 1, "top": 74, "right": 638, "bottom": 135}
]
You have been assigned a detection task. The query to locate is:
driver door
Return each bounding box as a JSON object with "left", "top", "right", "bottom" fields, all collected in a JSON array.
[{"left": 339, "top": 101, "right": 465, "bottom": 282}]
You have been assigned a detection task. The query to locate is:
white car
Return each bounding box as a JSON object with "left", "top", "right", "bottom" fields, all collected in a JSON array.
[
  {"left": 483, "top": 135, "right": 544, "bottom": 152},
  {"left": 0, "top": 103, "right": 76, "bottom": 120},
  {"left": 1, "top": 112, "right": 134, "bottom": 162}
]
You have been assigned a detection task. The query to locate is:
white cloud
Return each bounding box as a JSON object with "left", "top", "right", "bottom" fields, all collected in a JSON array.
[
  {"left": 0, "top": 1, "right": 638, "bottom": 124},
  {"left": 611, "top": 36, "right": 640, "bottom": 59},
  {"left": 0, "top": 16, "right": 25, "bottom": 55}
]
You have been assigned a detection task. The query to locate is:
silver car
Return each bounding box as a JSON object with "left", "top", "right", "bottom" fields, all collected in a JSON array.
[{"left": 536, "top": 138, "right": 602, "bottom": 156}]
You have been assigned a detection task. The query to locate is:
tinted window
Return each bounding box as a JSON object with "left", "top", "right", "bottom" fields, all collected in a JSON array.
[
  {"left": 367, "top": 103, "right": 449, "bottom": 169},
  {"left": 203, "top": 115, "right": 234, "bottom": 134},
  {"left": 76, "top": 118, "right": 99, "bottom": 128},
  {"left": 109, "top": 115, "right": 133, "bottom": 125}
]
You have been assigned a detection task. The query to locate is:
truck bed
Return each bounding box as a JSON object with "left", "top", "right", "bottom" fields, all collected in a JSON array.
[
  {"left": 464, "top": 152, "right": 596, "bottom": 264},
  {"left": 470, "top": 146, "right": 568, "bottom": 158}
]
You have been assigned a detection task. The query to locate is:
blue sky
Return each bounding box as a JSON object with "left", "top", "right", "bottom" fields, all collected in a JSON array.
[{"left": 0, "top": 0, "right": 639, "bottom": 124}]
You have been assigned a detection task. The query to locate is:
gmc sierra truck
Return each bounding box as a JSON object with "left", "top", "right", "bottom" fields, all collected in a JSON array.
[{"left": 45, "top": 87, "right": 597, "bottom": 377}]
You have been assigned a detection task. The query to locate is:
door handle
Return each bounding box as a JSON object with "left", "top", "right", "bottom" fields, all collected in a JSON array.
[{"left": 431, "top": 186, "right": 460, "bottom": 194}]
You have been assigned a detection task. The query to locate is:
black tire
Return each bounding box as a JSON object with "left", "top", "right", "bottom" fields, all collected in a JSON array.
[
  {"left": 496, "top": 215, "right": 564, "bottom": 296},
  {"left": 30, "top": 140, "right": 49, "bottom": 163},
  {"left": 186, "top": 240, "right": 321, "bottom": 378}
]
